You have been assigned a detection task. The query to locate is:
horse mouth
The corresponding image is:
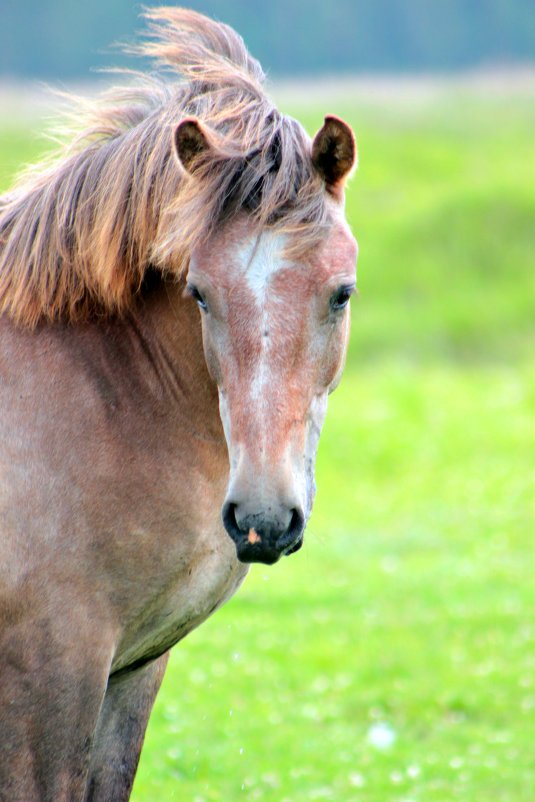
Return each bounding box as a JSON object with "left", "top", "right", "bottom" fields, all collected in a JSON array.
[
  {"left": 233, "top": 533, "right": 303, "bottom": 565},
  {"left": 283, "top": 537, "right": 303, "bottom": 556},
  {"left": 235, "top": 540, "right": 282, "bottom": 565}
]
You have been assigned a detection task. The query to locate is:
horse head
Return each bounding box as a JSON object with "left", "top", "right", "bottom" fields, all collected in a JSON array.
[{"left": 175, "top": 116, "right": 358, "bottom": 564}]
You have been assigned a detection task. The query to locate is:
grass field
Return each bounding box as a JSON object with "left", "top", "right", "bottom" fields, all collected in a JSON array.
[{"left": 1, "top": 82, "right": 534, "bottom": 801}]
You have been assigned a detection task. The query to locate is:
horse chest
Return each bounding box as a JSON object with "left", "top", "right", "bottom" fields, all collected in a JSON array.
[{"left": 111, "top": 521, "right": 249, "bottom": 672}]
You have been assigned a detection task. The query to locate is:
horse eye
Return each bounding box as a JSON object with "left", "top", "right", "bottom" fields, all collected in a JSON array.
[
  {"left": 187, "top": 284, "right": 208, "bottom": 311},
  {"left": 330, "top": 284, "right": 355, "bottom": 312}
]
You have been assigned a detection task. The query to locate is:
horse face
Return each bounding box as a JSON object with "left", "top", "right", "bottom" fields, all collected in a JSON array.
[{"left": 186, "top": 209, "right": 357, "bottom": 564}]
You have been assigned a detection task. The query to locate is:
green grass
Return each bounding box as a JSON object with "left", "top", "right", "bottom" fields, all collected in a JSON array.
[{"left": 1, "top": 87, "right": 534, "bottom": 801}]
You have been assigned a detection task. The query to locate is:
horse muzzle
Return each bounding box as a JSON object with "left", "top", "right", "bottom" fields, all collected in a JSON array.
[{"left": 222, "top": 501, "right": 305, "bottom": 565}]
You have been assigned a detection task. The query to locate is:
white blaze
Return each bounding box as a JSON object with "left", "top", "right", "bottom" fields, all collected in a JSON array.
[
  {"left": 235, "top": 231, "right": 289, "bottom": 452},
  {"left": 236, "top": 230, "right": 289, "bottom": 304}
]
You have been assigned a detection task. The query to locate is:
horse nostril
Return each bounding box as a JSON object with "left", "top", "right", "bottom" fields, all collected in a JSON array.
[
  {"left": 276, "top": 507, "right": 305, "bottom": 554},
  {"left": 222, "top": 501, "right": 241, "bottom": 542}
]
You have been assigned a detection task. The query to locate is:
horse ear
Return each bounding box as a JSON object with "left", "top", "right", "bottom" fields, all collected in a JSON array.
[
  {"left": 311, "top": 115, "right": 357, "bottom": 190},
  {"left": 173, "top": 118, "right": 212, "bottom": 173}
]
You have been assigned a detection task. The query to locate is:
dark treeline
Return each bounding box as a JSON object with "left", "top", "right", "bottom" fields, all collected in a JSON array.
[{"left": 1, "top": 0, "right": 534, "bottom": 79}]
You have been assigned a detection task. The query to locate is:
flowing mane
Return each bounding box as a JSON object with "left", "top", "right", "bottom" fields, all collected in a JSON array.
[{"left": 0, "top": 7, "right": 329, "bottom": 327}]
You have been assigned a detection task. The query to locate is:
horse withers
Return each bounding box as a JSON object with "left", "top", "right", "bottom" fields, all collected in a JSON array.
[{"left": 0, "top": 8, "right": 357, "bottom": 801}]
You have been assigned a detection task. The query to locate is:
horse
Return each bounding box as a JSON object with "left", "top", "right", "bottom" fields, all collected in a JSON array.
[{"left": 0, "top": 7, "right": 357, "bottom": 801}]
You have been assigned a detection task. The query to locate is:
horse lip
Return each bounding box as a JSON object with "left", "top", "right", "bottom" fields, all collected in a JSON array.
[
  {"left": 235, "top": 540, "right": 281, "bottom": 565},
  {"left": 234, "top": 536, "right": 302, "bottom": 564},
  {"left": 283, "top": 536, "right": 303, "bottom": 557}
]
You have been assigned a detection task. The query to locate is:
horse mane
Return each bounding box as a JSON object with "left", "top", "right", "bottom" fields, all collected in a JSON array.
[{"left": 0, "top": 7, "right": 329, "bottom": 327}]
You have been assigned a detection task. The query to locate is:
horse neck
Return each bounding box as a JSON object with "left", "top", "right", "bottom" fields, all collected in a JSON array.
[{"left": 123, "top": 274, "right": 224, "bottom": 444}]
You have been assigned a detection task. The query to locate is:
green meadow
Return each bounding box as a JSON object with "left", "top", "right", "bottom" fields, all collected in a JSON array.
[{"left": 1, "top": 85, "right": 534, "bottom": 801}]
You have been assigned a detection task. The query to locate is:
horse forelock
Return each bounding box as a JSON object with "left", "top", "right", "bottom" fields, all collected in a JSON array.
[{"left": 0, "top": 7, "right": 330, "bottom": 327}]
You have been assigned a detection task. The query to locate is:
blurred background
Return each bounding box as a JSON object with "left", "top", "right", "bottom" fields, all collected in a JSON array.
[
  {"left": 1, "top": 2, "right": 534, "bottom": 801},
  {"left": 1, "top": 0, "right": 535, "bottom": 78}
]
